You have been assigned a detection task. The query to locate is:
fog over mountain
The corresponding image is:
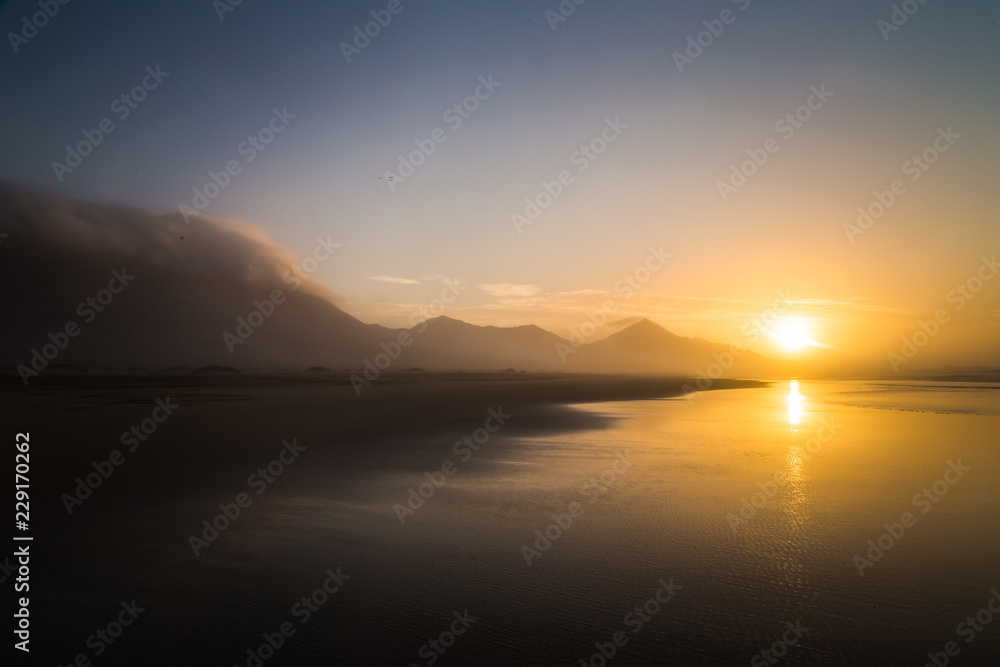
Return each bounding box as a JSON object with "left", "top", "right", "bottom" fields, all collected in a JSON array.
[
  {"left": 0, "top": 184, "right": 778, "bottom": 377},
  {"left": 0, "top": 182, "right": 389, "bottom": 372}
]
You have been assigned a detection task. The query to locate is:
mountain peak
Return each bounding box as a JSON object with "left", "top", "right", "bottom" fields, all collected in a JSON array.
[
  {"left": 591, "top": 318, "right": 684, "bottom": 347},
  {"left": 630, "top": 317, "right": 661, "bottom": 329},
  {"left": 420, "top": 315, "right": 466, "bottom": 329},
  {"left": 621, "top": 318, "right": 674, "bottom": 336}
]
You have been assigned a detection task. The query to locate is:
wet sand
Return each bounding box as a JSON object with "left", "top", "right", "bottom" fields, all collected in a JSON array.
[{"left": 3, "top": 372, "right": 763, "bottom": 665}]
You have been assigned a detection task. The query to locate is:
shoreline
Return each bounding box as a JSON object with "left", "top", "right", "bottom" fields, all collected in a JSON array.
[{"left": 5, "top": 373, "right": 770, "bottom": 502}]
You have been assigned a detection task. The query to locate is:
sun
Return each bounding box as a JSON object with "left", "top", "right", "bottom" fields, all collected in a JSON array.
[{"left": 770, "top": 318, "right": 815, "bottom": 352}]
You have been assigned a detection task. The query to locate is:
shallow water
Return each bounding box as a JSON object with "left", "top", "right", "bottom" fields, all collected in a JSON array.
[
  {"left": 32, "top": 380, "right": 1000, "bottom": 665},
  {"left": 248, "top": 381, "right": 1000, "bottom": 665}
]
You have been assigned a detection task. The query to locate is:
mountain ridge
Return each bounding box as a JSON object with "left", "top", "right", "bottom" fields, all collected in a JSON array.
[{"left": 0, "top": 183, "right": 778, "bottom": 378}]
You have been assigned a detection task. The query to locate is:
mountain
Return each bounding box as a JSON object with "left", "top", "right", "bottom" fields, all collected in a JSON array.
[
  {"left": 0, "top": 182, "right": 392, "bottom": 371},
  {"left": 398, "top": 316, "right": 570, "bottom": 371},
  {"left": 565, "top": 318, "right": 775, "bottom": 376}
]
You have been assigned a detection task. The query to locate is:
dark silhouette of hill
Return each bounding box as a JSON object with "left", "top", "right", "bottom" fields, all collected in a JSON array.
[
  {"left": 565, "top": 318, "right": 775, "bottom": 376},
  {"left": 398, "top": 316, "right": 569, "bottom": 371}
]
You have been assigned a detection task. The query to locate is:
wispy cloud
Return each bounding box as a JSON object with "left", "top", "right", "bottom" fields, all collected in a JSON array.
[
  {"left": 479, "top": 283, "right": 541, "bottom": 298},
  {"left": 368, "top": 276, "right": 420, "bottom": 285}
]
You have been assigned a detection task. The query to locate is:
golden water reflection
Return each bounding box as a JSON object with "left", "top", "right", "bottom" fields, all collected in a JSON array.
[
  {"left": 784, "top": 380, "right": 809, "bottom": 534},
  {"left": 788, "top": 380, "right": 804, "bottom": 426}
]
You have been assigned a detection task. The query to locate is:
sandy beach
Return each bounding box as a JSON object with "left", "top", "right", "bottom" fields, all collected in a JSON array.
[{"left": 4, "top": 372, "right": 763, "bottom": 664}]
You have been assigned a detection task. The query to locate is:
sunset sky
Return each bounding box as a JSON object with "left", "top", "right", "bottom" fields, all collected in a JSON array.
[{"left": 2, "top": 0, "right": 998, "bottom": 373}]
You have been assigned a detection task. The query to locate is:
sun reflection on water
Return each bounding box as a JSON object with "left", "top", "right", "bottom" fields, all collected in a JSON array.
[
  {"left": 788, "top": 380, "right": 804, "bottom": 427},
  {"left": 783, "top": 380, "right": 810, "bottom": 535}
]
